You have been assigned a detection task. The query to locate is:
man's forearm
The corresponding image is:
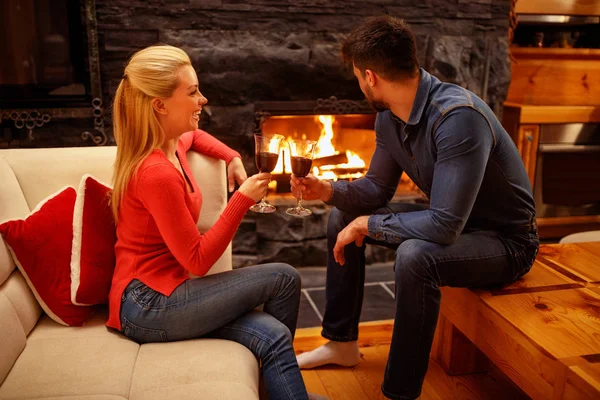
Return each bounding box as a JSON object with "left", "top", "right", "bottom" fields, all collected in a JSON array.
[{"left": 326, "top": 177, "right": 393, "bottom": 213}]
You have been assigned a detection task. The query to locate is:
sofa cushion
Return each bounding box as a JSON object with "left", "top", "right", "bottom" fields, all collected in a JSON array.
[
  {"left": 0, "top": 291, "right": 26, "bottom": 385},
  {"left": 0, "top": 311, "right": 260, "bottom": 400},
  {"left": 0, "top": 188, "right": 92, "bottom": 326},
  {"left": 71, "top": 175, "right": 116, "bottom": 305},
  {"left": 129, "top": 339, "right": 259, "bottom": 400},
  {"left": 0, "top": 313, "right": 139, "bottom": 400},
  {"left": 0, "top": 271, "right": 41, "bottom": 336},
  {"left": 0, "top": 157, "right": 30, "bottom": 286}
]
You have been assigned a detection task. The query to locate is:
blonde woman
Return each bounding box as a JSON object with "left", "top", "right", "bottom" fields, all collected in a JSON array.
[{"left": 107, "top": 45, "right": 316, "bottom": 400}]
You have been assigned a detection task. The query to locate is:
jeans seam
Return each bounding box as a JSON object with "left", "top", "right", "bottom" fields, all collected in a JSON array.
[
  {"left": 349, "top": 273, "right": 362, "bottom": 339},
  {"left": 413, "top": 277, "right": 425, "bottom": 381},
  {"left": 427, "top": 250, "right": 511, "bottom": 266}
]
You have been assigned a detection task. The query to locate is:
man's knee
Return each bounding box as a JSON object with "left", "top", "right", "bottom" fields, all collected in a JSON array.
[{"left": 394, "top": 239, "right": 436, "bottom": 282}]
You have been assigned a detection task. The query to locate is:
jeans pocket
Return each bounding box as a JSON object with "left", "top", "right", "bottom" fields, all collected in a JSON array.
[
  {"left": 122, "top": 317, "right": 168, "bottom": 344},
  {"left": 132, "top": 286, "right": 165, "bottom": 310}
]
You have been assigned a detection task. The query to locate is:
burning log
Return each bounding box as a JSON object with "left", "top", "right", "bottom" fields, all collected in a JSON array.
[
  {"left": 323, "top": 167, "right": 366, "bottom": 175},
  {"left": 312, "top": 152, "right": 349, "bottom": 167}
]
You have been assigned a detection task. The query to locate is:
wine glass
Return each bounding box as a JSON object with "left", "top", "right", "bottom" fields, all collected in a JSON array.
[
  {"left": 250, "top": 133, "right": 284, "bottom": 213},
  {"left": 286, "top": 139, "right": 317, "bottom": 217}
]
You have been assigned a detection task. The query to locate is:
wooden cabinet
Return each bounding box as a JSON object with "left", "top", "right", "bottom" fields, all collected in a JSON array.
[
  {"left": 502, "top": 103, "right": 600, "bottom": 239},
  {"left": 506, "top": 48, "right": 600, "bottom": 107}
]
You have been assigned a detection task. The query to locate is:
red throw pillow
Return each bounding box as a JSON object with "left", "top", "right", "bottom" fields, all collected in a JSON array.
[
  {"left": 0, "top": 187, "right": 92, "bottom": 326},
  {"left": 70, "top": 174, "right": 116, "bottom": 305}
]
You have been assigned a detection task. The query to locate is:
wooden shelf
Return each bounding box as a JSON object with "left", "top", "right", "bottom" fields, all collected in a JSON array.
[
  {"left": 511, "top": 47, "right": 600, "bottom": 60},
  {"left": 503, "top": 103, "right": 600, "bottom": 124},
  {"left": 537, "top": 216, "right": 600, "bottom": 239},
  {"left": 515, "top": 0, "right": 600, "bottom": 16}
]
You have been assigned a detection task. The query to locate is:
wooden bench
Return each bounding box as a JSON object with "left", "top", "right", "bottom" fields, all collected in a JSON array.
[{"left": 432, "top": 241, "right": 600, "bottom": 399}]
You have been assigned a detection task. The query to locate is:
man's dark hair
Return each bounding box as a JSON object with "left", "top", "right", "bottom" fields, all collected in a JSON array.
[{"left": 342, "top": 16, "right": 419, "bottom": 80}]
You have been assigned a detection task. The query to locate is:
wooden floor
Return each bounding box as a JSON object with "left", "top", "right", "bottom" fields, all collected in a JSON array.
[{"left": 294, "top": 321, "right": 531, "bottom": 400}]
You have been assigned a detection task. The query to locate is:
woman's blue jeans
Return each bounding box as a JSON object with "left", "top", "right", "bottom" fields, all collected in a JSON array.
[
  {"left": 120, "top": 263, "right": 308, "bottom": 400},
  {"left": 323, "top": 204, "right": 540, "bottom": 400}
]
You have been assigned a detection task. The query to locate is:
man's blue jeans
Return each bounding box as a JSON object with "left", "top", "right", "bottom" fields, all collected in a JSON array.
[
  {"left": 323, "top": 204, "right": 539, "bottom": 400},
  {"left": 120, "top": 263, "right": 308, "bottom": 400}
]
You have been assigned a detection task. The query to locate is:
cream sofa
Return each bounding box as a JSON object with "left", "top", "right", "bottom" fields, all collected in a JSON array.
[{"left": 0, "top": 147, "right": 260, "bottom": 400}]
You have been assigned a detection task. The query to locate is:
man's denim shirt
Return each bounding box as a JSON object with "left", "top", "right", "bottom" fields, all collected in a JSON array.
[{"left": 327, "top": 68, "right": 536, "bottom": 245}]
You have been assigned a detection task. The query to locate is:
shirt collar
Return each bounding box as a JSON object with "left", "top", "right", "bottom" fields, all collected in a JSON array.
[{"left": 406, "top": 68, "right": 431, "bottom": 126}]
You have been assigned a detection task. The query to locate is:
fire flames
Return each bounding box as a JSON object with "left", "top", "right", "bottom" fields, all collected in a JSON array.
[{"left": 272, "top": 115, "right": 366, "bottom": 181}]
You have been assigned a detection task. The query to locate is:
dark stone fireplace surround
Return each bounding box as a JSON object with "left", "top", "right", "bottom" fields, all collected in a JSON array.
[{"left": 3, "top": 0, "right": 512, "bottom": 268}]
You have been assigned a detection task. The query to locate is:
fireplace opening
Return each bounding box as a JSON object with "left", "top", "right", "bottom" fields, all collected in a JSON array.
[{"left": 258, "top": 109, "right": 424, "bottom": 202}]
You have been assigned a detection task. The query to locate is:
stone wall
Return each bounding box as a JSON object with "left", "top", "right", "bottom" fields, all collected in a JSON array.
[{"left": 2, "top": 0, "right": 512, "bottom": 266}]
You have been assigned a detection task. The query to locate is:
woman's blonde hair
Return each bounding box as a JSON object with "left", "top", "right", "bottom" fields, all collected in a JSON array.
[{"left": 111, "top": 45, "right": 192, "bottom": 221}]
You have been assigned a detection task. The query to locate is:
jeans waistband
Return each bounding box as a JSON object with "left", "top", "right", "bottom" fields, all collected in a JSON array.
[{"left": 124, "top": 279, "right": 146, "bottom": 294}]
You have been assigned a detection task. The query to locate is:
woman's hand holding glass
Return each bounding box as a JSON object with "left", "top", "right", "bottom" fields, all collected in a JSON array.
[{"left": 238, "top": 173, "right": 272, "bottom": 202}]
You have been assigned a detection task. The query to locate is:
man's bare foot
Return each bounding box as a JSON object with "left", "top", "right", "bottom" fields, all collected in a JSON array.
[{"left": 297, "top": 340, "right": 360, "bottom": 369}]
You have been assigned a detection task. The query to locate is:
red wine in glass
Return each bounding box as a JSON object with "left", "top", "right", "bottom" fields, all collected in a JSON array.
[
  {"left": 286, "top": 139, "right": 317, "bottom": 217},
  {"left": 291, "top": 156, "right": 312, "bottom": 178},
  {"left": 256, "top": 152, "right": 279, "bottom": 173}
]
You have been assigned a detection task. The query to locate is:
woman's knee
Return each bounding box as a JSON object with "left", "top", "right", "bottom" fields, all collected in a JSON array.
[
  {"left": 253, "top": 314, "right": 294, "bottom": 355},
  {"left": 275, "top": 263, "right": 301, "bottom": 284},
  {"left": 262, "top": 263, "right": 301, "bottom": 293}
]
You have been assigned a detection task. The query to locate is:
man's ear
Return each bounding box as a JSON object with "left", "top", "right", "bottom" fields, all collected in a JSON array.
[
  {"left": 364, "top": 69, "right": 377, "bottom": 87},
  {"left": 152, "top": 98, "right": 168, "bottom": 115}
]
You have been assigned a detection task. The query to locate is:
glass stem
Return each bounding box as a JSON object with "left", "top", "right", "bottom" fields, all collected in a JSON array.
[{"left": 298, "top": 192, "right": 303, "bottom": 209}]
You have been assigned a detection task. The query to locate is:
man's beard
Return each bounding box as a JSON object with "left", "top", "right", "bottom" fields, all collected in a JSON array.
[{"left": 365, "top": 86, "right": 389, "bottom": 112}]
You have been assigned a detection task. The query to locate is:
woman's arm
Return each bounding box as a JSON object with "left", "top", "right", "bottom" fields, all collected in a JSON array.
[
  {"left": 180, "top": 129, "right": 248, "bottom": 191},
  {"left": 138, "top": 164, "right": 255, "bottom": 276},
  {"left": 179, "top": 129, "right": 240, "bottom": 164}
]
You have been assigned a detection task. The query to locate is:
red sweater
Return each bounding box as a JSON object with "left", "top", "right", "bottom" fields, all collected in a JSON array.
[{"left": 106, "top": 130, "right": 255, "bottom": 330}]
